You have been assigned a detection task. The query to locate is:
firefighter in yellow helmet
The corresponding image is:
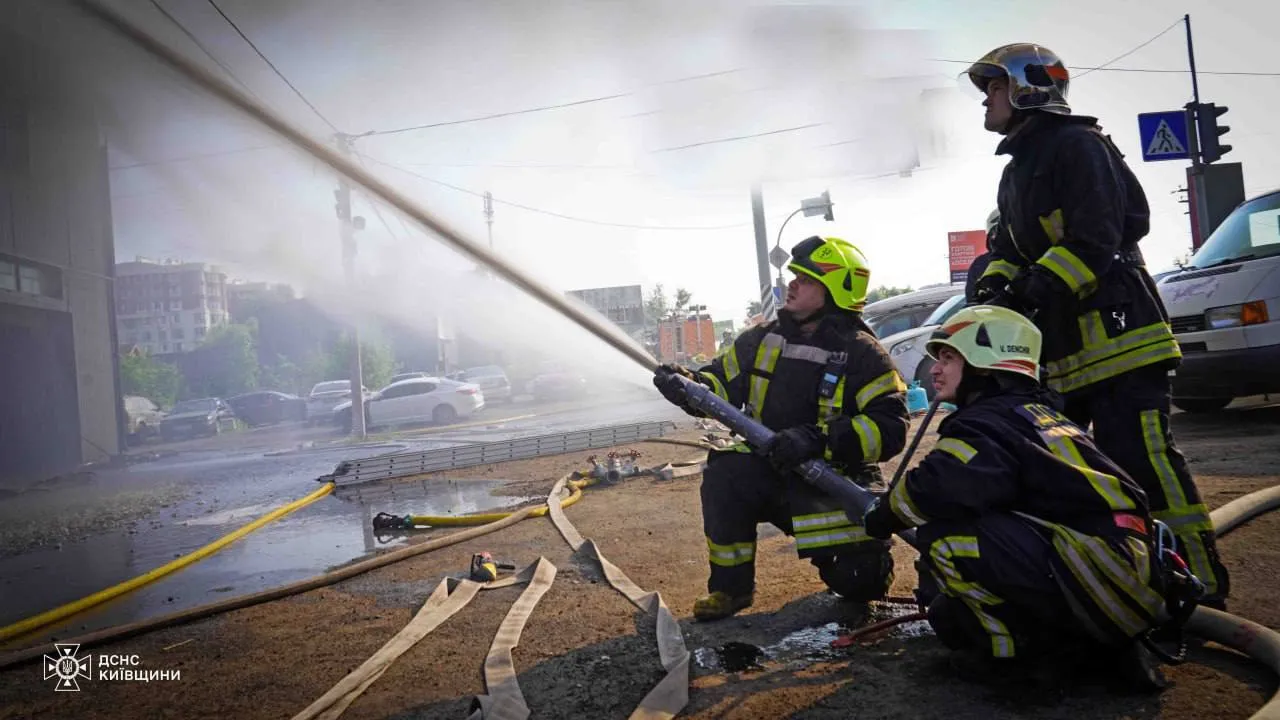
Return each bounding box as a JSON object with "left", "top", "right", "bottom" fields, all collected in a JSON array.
[
  {"left": 862, "top": 306, "right": 1193, "bottom": 689},
  {"left": 963, "top": 42, "right": 1229, "bottom": 605},
  {"left": 654, "top": 236, "right": 909, "bottom": 620}
]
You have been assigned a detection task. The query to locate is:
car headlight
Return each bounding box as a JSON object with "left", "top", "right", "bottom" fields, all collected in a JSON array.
[
  {"left": 890, "top": 342, "right": 913, "bottom": 357},
  {"left": 1206, "top": 301, "right": 1269, "bottom": 330}
]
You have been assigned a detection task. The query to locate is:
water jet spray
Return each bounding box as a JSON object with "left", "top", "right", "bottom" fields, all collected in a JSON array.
[{"left": 71, "top": 0, "right": 660, "bottom": 376}]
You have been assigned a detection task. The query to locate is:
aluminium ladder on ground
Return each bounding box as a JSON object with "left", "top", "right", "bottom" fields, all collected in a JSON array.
[{"left": 317, "top": 420, "right": 678, "bottom": 486}]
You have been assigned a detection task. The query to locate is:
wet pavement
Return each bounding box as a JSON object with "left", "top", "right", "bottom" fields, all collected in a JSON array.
[{"left": 0, "top": 392, "right": 682, "bottom": 648}]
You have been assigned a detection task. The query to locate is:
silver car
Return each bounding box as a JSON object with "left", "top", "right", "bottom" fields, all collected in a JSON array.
[
  {"left": 306, "top": 380, "right": 367, "bottom": 425},
  {"left": 449, "top": 365, "right": 513, "bottom": 402}
]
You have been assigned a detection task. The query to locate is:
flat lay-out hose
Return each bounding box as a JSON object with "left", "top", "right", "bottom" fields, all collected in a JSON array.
[
  {"left": 0, "top": 504, "right": 540, "bottom": 669},
  {"left": 0, "top": 451, "right": 697, "bottom": 669},
  {"left": 0, "top": 482, "right": 335, "bottom": 646},
  {"left": 1186, "top": 489, "right": 1280, "bottom": 720}
]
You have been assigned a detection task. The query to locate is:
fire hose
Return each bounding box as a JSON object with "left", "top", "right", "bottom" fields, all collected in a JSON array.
[{"left": 674, "top": 374, "right": 921, "bottom": 548}]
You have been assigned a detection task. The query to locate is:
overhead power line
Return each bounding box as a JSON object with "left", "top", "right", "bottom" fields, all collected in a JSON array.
[
  {"left": 359, "top": 68, "right": 748, "bottom": 139},
  {"left": 1074, "top": 18, "right": 1186, "bottom": 78},
  {"left": 357, "top": 153, "right": 752, "bottom": 232},
  {"left": 206, "top": 0, "right": 342, "bottom": 133}
]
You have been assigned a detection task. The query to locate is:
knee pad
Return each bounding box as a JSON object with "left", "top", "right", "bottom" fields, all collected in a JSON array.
[
  {"left": 815, "top": 543, "right": 894, "bottom": 602},
  {"left": 927, "top": 595, "right": 986, "bottom": 653}
]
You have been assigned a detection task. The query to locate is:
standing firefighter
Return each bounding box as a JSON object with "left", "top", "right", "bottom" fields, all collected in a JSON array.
[
  {"left": 964, "top": 43, "right": 1229, "bottom": 604},
  {"left": 654, "top": 236, "right": 909, "bottom": 621},
  {"left": 863, "top": 306, "right": 1183, "bottom": 687}
]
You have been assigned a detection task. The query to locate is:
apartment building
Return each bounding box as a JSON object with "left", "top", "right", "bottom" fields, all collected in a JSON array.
[{"left": 115, "top": 259, "right": 229, "bottom": 355}]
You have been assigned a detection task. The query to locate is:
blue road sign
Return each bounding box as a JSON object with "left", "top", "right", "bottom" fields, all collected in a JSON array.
[{"left": 1138, "top": 110, "right": 1190, "bottom": 162}]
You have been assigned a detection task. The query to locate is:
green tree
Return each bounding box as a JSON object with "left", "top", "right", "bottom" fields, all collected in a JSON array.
[
  {"left": 644, "top": 284, "right": 669, "bottom": 326},
  {"left": 259, "top": 354, "right": 306, "bottom": 395},
  {"left": 326, "top": 334, "right": 397, "bottom": 391},
  {"left": 119, "top": 352, "right": 182, "bottom": 408},
  {"left": 186, "top": 324, "right": 259, "bottom": 398},
  {"left": 745, "top": 300, "right": 763, "bottom": 321},
  {"left": 865, "top": 286, "right": 914, "bottom": 305},
  {"left": 673, "top": 287, "right": 693, "bottom": 315}
]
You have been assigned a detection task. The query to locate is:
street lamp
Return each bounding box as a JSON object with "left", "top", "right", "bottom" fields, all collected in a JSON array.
[{"left": 771, "top": 190, "right": 835, "bottom": 292}]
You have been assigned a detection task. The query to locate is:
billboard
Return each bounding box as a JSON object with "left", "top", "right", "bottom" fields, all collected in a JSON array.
[{"left": 947, "top": 230, "right": 987, "bottom": 284}]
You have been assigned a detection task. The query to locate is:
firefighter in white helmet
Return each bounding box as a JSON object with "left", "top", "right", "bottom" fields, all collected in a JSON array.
[{"left": 863, "top": 305, "right": 1193, "bottom": 689}]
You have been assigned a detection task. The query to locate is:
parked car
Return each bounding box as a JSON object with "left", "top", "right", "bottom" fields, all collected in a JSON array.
[
  {"left": 306, "top": 380, "right": 368, "bottom": 425},
  {"left": 864, "top": 284, "right": 965, "bottom": 339},
  {"left": 390, "top": 371, "right": 431, "bottom": 384},
  {"left": 227, "top": 391, "right": 307, "bottom": 427},
  {"left": 160, "top": 397, "right": 236, "bottom": 442},
  {"left": 448, "top": 365, "right": 513, "bottom": 402},
  {"left": 880, "top": 292, "right": 970, "bottom": 399},
  {"left": 332, "top": 377, "right": 484, "bottom": 431},
  {"left": 1157, "top": 188, "right": 1280, "bottom": 412},
  {"left": 528, "top": 363, "right": 588, "bottom": 402},
  {"left": 123, "top": 395, "right": 164, "bottom": 444}
]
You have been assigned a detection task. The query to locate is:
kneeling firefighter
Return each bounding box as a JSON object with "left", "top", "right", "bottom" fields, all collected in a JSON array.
[
  {"left": 654, "top": 236, "right": 909, "bottom": 621},
  {"left": 862, "top": 306, "right": 1203, "bottom": 686}
]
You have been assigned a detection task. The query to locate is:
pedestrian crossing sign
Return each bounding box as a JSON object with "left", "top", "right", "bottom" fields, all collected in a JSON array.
[{"left": 1138, "top": 110, "right": 1191, "bottom": 162}]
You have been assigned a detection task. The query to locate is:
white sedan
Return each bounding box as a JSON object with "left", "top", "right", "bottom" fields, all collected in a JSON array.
[
  {"left": 881, "top": 293, "right": 969, "bottom": 399},
  {"left": 332, "top": 377, "right": 484, "bottom": 430}
]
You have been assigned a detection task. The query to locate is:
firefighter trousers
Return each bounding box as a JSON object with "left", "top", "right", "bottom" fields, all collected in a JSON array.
[
  {"left": 915, "top": 514, "right": 1155, "bottom": 661},
  {"left": 1063, "top": 366, "right": 1230, "bottom": 600},
  {"left": 700, "top": 450, "right": 892, "bottom": 601}
]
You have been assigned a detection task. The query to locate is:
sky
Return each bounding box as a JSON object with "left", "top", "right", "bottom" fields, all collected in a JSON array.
[{"left": 42, "top": 0, "right": 1280, "bottom": 344}]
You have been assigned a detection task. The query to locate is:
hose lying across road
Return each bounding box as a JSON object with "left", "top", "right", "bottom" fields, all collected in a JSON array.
[
  {"left": 0, "top": 441, "right": 711, "bottom": 670},
  {"left": 0, "top": 482, "right": 335, "bottom": 646},
  {"left": 3, "top": 449, "right": 1280, "bottom": 720}
]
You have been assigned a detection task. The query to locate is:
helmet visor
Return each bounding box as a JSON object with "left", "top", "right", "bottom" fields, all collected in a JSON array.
[
  {"left": 959, "top": 63, "right": 1005, "bottom": 98},
  {"left": 787, "top": 235, "right": 831, "bottom": 278}
]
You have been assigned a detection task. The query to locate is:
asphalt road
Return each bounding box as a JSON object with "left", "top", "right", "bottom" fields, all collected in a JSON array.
[{"left": 0, "top": 388, "right": 682, "bottom": 648}]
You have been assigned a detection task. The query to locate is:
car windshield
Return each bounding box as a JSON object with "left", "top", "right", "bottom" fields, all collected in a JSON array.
[
  {"left": 1189, "top": 192, "right": 1280, "bottom": 269},
  {"left": 170, "top": 399, "right": 215, "bottom": 414},
  {"left": 923, "top": 294, "right": 966, "bottom": 326},
  {"left": 312, "top": 381, "right": 349, "bottom": 393}
]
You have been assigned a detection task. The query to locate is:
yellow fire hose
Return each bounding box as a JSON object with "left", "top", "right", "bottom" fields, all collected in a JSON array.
[
  {"left": 0, "top": 482, "right": 334, "bottom": 646},
  {"left": 400, "top": 478, "right": 590, "bottom": 527}
]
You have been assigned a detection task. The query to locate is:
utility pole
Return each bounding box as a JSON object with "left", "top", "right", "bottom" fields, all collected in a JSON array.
[
  {"left": 334, "top": 133, "right": 366, "bottom": 439},
  {"left": 691, "top": 304, "right": 707, "bottom": 357},
  {"left": 750, "top": 184, "right": 774, "bottom": 321},
  {"left": 1181, "top": 14, "right": 1244, "bottom": 250},
  {"left": 484, "top": 191, "right": 495, "bottom": 249}
]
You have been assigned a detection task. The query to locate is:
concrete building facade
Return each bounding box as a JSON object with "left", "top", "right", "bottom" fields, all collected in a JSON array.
[{"left": 0, "top": 11, "right": 123, "bottom": 486}]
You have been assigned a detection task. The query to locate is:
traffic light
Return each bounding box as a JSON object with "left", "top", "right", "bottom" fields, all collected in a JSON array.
[{"left": 1195, "top": 102, "right": 1232, "bottom": 164}]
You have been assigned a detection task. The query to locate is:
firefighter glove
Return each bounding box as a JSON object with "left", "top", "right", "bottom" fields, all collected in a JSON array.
[
  {"left": 973, "top": 274, "right": 1014, "bottom": 306},
  {"left": 759, "top": 424, "right": 827, "bottom": 473},
  {"left": 861, "top": 496, "right": 902, "bottom": 540},
  {"left": 1008, "top": 265, "right": 1064, "bottom": 312},
  {"left": 653, "top": 364, "right": 701, "bottom": 414}
]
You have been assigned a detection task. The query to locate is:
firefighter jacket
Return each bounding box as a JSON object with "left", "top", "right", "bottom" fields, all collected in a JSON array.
[
  {"left": 980, "top": 112, "right": 1181, "bottom": 395},
  {"left": 698, "top": 311, "right": 910, "bottom": 558},
  {"left": 876, "top": 386, "right": 1166, "bottom": 640}
]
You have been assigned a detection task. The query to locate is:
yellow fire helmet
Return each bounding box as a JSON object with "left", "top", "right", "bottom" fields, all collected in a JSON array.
[
  {"left": 787, "top": 235, "right": 871, "bottom": 312},
  {"left": 965, "top": 43, "right": 1071, "bottom": 115},
  {"left": 925, "top": 305, "right": 1042, "bottom": 382}
]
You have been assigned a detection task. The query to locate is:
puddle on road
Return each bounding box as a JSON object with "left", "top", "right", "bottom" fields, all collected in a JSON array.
[
  {"left": 693, "top": 602, "right": 930, "bottom": 673},
  {"left": 0, "top": 477, "right": 539, "bottom": 644}
]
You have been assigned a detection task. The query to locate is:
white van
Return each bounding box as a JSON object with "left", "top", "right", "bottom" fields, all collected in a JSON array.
[{"left": 1156, "top": 189, "right": 1280, "bottom": 412}]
